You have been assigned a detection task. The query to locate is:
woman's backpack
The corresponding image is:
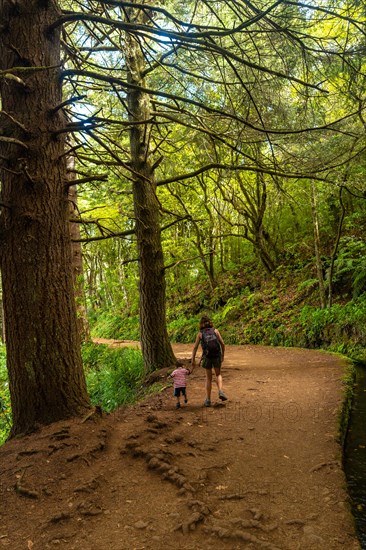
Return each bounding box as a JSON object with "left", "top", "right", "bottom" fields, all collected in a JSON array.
[{"left": 201, "top": 328, "right": 221, "bottom": 358}]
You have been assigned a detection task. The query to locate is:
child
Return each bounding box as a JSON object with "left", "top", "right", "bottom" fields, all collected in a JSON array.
[
  {"left": 169, "top": 363, "right": 192, "bottom": 409},
  {"left": 191, "top": 315, "right": 228, "bottom": 407}
]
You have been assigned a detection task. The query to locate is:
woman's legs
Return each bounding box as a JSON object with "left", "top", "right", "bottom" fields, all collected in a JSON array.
[
  {"left": 204, "top": 361, "right": 227, "bottom": 405},
  {"left": 214, "top": 366, "right": 227, "bottom": 400},
  {"left": 214, "top": 367, "right": 223, "bottom": 391},
  {"left": 205, "top": 368, "right": 213, "bottom": 401}
]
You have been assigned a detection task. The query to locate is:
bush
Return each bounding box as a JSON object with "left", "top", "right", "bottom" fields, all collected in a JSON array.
[{"left": 82, "top": 343, "right": 145, "bottom": 412}]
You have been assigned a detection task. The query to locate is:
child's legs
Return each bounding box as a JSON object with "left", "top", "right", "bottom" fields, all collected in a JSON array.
[{"left": 174, "top": 388, "right": 181, "bottom": 403}]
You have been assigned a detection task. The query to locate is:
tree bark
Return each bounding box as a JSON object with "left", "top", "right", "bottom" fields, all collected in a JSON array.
[
  {"left": 0, "top": 0, "right": 90, "bottom": 436},
  {"left": 125, "top": 4, "right": 176, "bottom": 372}
]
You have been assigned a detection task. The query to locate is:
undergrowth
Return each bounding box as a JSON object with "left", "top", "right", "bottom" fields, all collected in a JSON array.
[
  {"left": 82, "top": 343, "right": 146, "bottom": 412},
  {"left": 0, "top": 343, "right": 148, "bottom": 444},
  {"left": 89, "top": 311, "right": 140, "bottom": 341},
  {"left": 0, "top": 346, "right": 11, "bottom": 446}
]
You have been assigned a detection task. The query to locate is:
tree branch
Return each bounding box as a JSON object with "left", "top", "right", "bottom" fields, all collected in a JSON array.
[
  {"left": 49, "top": 94, "right": 87, "bottom": 116},
  {"left": 62, "top": 69, "right": 332, "bottom": 136},
  {"left": 0, "top": 110, "right": 29, "bottom": 133},
  {"left": 64, "top": 174, "right": 109, "bottom": 189},
  {"left": 0, "top": 136, "right": 29, "bottom": 149},
  {"left": 157, "top": 163, "right": 332, "bottom": 187},
  {"left": 72, "top": 229, "right": 135, "bottom": 244},
  {"left": 164, "top": 252, "right": 212, "bottom": 272},
  {"left": 56, "top": 14, "right": 327, "bottom": 92}
]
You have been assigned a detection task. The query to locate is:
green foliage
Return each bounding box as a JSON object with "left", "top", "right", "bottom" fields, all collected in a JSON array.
[
  {"left": 330, "top": 237, "right": 366, "bottom": 298},
  {"left": 299, "top": 296, "right": 366, "bottom": 359},
  {"left": 82, "top": 343, "right": 145, "bottom": 412},
  {"left": 90, "top": 312, "right": 140, "bottom": 340},
  {"left": 297, "top": 278, "right": 319, "bottom": 292},
  {"left": 168, "top": 316, "right": 199, "bottom": 343},
  {"left": 0, "top": 346, "right": 11, "bottom": 445}
]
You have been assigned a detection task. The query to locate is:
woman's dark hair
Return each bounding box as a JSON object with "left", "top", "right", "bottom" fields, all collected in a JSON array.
[{"left": 199, "top": 315, "right": 213, "bottom": 329}]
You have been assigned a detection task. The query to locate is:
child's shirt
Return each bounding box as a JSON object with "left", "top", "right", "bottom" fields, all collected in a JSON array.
[{"left": 170, "top": 367, "right": 190, "bottom": 389}]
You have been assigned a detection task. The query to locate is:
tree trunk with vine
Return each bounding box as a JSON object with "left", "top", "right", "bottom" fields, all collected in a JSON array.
[{"left": 0, "top": 0, "right": 90, "bottom": 436}]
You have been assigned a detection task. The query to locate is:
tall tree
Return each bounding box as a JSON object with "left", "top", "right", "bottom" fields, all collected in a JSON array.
[
  {"left": 0, "top": 0, "right": 90, "bottom": 436},
  {"left": 124, "top": 3, "right": 176, "bottom": 371}
]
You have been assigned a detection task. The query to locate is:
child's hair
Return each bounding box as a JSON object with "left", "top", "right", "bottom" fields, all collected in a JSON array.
[{"left": 199, "top": 315, "right": 213, "bottom": 329}]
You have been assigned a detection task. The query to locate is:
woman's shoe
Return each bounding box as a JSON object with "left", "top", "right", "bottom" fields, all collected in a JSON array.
[{"left": 219, "top": 390, "right": 228, "bottom": 401}]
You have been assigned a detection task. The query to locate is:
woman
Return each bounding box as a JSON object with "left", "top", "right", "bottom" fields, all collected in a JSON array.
[{"left": 191, "top": 315, "right": 228, "bottom": 407}]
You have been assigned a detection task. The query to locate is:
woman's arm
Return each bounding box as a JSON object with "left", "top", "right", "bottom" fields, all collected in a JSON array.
[
  {"left": 215, "top": 329, "right": 225, "bottom": 361},
  {"left": 191, "top": 332, "right": 201, "bottom": 366}
]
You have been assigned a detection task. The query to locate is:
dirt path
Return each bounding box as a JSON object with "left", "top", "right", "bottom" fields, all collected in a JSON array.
[{"left": 0, "top": 344, "right": 360, "bottom": 549}]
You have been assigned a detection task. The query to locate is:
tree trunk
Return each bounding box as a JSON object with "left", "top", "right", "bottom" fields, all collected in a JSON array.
[
  {"left": 328, "top": 186, "right": 346, "bottom": 308},
  {"left": 67, "top": 157, "right": 91, "bottom": 342},
  {"left": 310, "top": 181, "right": 326, "bottom": 309},
  {"left": 221, "top": 170, "right": 276, "bottom": 274},
  {"left": 0, "top": 0, "right": 90, "bottom": 436},
  {"left": 194, "top": 224, "right": 216, "bottom": 289},
  {"left": 251, "top": 173, "right": 276, "bottom": 274},
  {"left": 125, "top": 5, "right": 175, "bottom": 372}
]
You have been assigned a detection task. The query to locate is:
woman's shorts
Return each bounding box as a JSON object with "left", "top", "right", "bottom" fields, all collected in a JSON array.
[
  {"left": 201, "top": 356, "right": 222, "bottom": 370},
  {"left": 174, "top": 387, "right": 187, "bottom": 397}
]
